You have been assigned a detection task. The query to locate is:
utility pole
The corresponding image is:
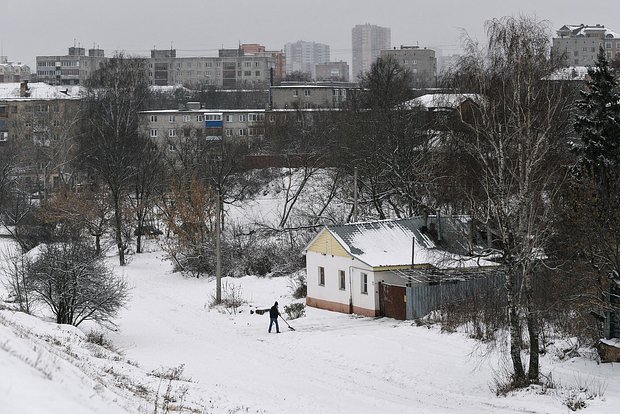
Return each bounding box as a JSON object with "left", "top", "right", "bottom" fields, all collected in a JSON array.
[
  {"left": 353, "top": 167, "right": 358, "bottom": 222},
  {"left": 215, "top": 188, "right": 221, "bottom": 304}
]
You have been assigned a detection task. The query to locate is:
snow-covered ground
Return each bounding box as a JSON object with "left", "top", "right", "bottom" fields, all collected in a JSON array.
[{"left": 1, "top": 238, "right": 619, "bottom": 413}]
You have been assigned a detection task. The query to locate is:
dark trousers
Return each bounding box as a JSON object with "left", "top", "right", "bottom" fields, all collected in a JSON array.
[{"left": 269, "top": 317, "right": 280, "bottom": 333}]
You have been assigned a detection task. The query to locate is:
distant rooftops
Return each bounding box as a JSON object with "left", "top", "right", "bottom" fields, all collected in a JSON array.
[
  {"left": 0, "top": 82, "right": 82, "bottom": 100},
  {"left": 556, "top": 24, "right": 620, "bottom": 38}
]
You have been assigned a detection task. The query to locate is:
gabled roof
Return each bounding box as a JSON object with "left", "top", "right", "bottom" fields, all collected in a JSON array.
[{"left": 313, "top": 216, "right": 496, "bottom": 270}]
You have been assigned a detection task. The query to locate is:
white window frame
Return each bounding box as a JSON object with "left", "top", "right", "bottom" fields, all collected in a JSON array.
[
  {"left": 304, "top": 89, "right": 311, "bottom": 97},
  {"left": 339, "top": 270, "right": 346, "bottom": 290},
  {"left": 196, "top": 115, "right": 204, "bottom": 122},
  {"left": 183, "top": 115, "right": 191, "bottom": 122},
  {"left": 169, "top": 115, "right": 175, "bottom": 123},
  {"left": 319, "top": 266, "right": 325, "bottom": 286},
  {"left": 168, "top": 129, "right": 176, "bottom": 137},
  {"left": 361, "top": 273, "right": 368, "bottom": 294},
  {"left": 150, "top": 129, "right": 158, "bottom": 138},
  {"left": 239, "top": 114, "right": 247, "bottom": 122},
  {"left": 150, "top": 115, "right": 158, "bottom": 122}
]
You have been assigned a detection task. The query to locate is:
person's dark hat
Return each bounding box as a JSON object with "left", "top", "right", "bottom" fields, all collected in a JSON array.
[{"left": 274, "top": 301, "right": 278, "bottom": 306}]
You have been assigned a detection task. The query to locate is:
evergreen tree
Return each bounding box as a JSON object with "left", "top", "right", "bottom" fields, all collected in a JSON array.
[{"left": 573, "top": 47, "right": 620, "bottom": 204}]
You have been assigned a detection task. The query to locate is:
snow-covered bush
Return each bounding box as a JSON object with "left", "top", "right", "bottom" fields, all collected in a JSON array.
[{"left": 284, "top": 303, "right": 305, "bottom": 319}]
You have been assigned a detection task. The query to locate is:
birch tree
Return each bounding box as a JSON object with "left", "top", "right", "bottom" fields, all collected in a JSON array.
[{"left": 444, "top": 16, "right": 574, "bottom": 386}]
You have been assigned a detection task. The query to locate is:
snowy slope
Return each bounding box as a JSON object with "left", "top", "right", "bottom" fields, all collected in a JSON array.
[{"left": 1, "top": 238, "right": 619, "bottom": 413}]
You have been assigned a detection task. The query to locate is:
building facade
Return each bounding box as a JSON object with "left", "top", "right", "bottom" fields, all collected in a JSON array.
[
  {"left": 36, "top": 47, "right": 108, "bottom": 85},
  {"left": 315, "top": 61, "right": 350, "bottom": 82},
  {"left": 380, "top": 46, "right": 437, "bottom": 88},
  {"left": 352, "top": 23, "right": 391, "bottom": 80},
  {"left": 553, "top": 24, "right": 620, "bottom": 66},
  {"left": 147, "top": 48, "right": 276, "bottom": 89},
  {"left": 284, "top": 41, "right": 330, "bottom": 79},
  {"left": 270, "top": 83, "right": 358, "bottom": 109},
  {"left": 0, "top": 57, "right": 30, "bottom": 83},
  {"left": 0, "top": 81, "right": 83, "bottom": 192}
]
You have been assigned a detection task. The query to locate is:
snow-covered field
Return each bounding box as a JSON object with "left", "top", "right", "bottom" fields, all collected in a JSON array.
[{"left": 1, "top": 237, "right": 619, "bottom": 413}]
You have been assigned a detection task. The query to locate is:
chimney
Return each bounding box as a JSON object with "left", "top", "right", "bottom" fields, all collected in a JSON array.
[{"left": 19, "top": 80, "right": 29, "bottom": 97}]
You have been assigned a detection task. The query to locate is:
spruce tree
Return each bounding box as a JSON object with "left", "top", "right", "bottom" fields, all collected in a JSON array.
[{"left": 573, "top": 47, "right": 620, "bottom": 204}]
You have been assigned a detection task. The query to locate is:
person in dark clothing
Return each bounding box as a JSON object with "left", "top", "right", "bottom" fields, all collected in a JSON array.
[{"left": 268, "top": 301, "right": 280, "bottom": 333}]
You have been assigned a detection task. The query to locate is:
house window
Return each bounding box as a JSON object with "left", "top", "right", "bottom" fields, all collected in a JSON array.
[
  {"left": 339, "top": 270, "right": 346, "bottom": 290},
  {"left": 244, "top": 71, "right": 251, "bottom": 76},
  {"left": 169, "top": 115, "right": 175, "bottom": 122},
  {"left": 318, "top": 267, "right": 325, "bottom": 286},
  {"left": 293, "top": 89, "right": 298, "bottom": 97},
  {"left": 225, "top": 114, "right": 232, "bottom": 122},
  {"left": 255, "top": 70, "right": 261, "bottom": 76},
  {"left": 168, "top": 129, "right": 176, "bottom": 137},
  {"left": 225, "top": 129, "right": 233, "bottom": 136},
  {"left": 196, "top": 115, "right": 204, "bottom": 122},
  {"left": 304, "top": 89, "right": 311, "bottom": 97},
  {"left": 168, "top": 143, "right": 175, "bottom": 152},
  {"left": 183, "top": 115, "right": 191, "bottom": 122},
  {"left": 606, "top": 42, "right": 612, "bottom": 49},
  {"left": 150, "top": 115, "right": 158, "bottom": 122},
  {"left": 150, "top": 129, "right": 158, "bottom": 138},
  {"left": 238, "top": 128, "right": 246, "bottom": 136},
  {"left": 361, "top": 273, "right": 368, "bottom": 294},
  {"left": 52, "top": 120, "right": 60, "bottom": 127},
  {"left": 239, "top": 114, "right": 247, "bottom": 122}
]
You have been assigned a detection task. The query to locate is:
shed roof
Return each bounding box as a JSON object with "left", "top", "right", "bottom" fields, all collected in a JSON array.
[{"left": 0, "top": 82, "right": 82, "bottom": 101}]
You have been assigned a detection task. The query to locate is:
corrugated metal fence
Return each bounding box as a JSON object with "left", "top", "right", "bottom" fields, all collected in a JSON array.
[{"left": 406, "top": 273, "right": 504, "bottom": 320}]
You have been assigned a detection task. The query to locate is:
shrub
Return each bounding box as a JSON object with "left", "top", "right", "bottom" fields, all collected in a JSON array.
[
  {"left": 289, "top": 271, "right": 307, "bottom": 299},
  {"left": 284, "top": 303, "right": 305, "bottom": 319}
]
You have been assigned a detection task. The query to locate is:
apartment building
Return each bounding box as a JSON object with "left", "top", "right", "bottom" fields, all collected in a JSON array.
[
  {"left": 270, "top": 82, "right": 358, "bottom": 109},
  {"left": 284, "top": 41, "right": 330, "bottom": 79},
  {"left": 352, "top": 24, "right": 391, "bottom": 79},
  {"left": 147, "top": 48, "right": 275, "bottom": 89},
  {"left": 36, "top": 46, "right": 108, "bottom": 85},
  {"left": 380, "top": 46, "right": 437, "bottom": 88},
  {"left": 553, "top": 24, "right": 620, "bottom": 66},
  {"left": 0, "top": 57, "right": 31, "bottom": 83},
  {"left": 241, "top": 44, "right": 285, "bottom": 81},
  {"left": 0, "top": 81, "right": 82, "bottom": 191},
  {"left": 315, "top": 62, "right": 350, "bottom": 82}
]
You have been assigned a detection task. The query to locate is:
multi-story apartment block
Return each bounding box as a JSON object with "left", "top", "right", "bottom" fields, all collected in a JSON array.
[
  {"left": 141, "top": 104, "right": 267, "bottom": 151},
  {"left": 241, "top": 44, "right": 286, "bottom": 82},
  {"left": 284, "top": 41, "right": 330, "bottom": 79},
  {"left": 270, "top": 82, "right": 358, "bottom": 109},
  {"left": 0, "top": 57, "right": 31, "bottom": 83},
  {"left": 380, "top": 46, "right": 437, "bottom": 88},
  {"left": 147, "top": 48, "right": 276, "bottom": 89},
  {"left": 352, "top": 24, "right": 391, "bottom": 79},
  {"left": 0, "top": 81, "right": 83, "bottom": 191},
  {"left": 553, "top": 24, "right": 620, "bottom": 66},
  {"left": 36, "top": 46, "right": 108, "bottom": 85},
  {"left": 315, "top": 62, "right": 350, "bottom": 82}
]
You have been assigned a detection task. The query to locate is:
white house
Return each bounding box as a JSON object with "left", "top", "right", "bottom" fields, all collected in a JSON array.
[{"left": 304, "top": 216, "right": 496, "bottom": 317}]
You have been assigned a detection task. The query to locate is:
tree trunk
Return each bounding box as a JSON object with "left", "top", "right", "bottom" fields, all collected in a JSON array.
[
  {"left": 507, "top": 268, "right": 526, "bottom": 384},
  {"left": 524, "top": 269, "right": 540, "bottom": 382},
  {"left": 113, "top": 194, "right": 126, "bottom": 266}
]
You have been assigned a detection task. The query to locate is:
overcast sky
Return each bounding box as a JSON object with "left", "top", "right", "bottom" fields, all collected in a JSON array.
[{"left": 1, "top": 0, "right": 617, "bottom": 67}]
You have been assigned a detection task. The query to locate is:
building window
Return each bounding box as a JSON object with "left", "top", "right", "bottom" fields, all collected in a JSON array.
[
  {"left": 196, "top": 115, "right": 204, "bottom": 122},
  {"left": 239, "top": 114, "right": 247, "bottom": 122},
  {"left": 293, "top": 89, "right": 298, "bottom": 97},
  {"left": 361, "top": 273, "right": 368, "bottom": 294},
  {"left": 168, "top": 129, "right": 176, "bottom": 137},
  {"left": 304, "top": 89, "right": 311, "bottom": 97},
  {"left": 244, "top": 61, "right": 252, "bottom": 67},
  {"left": 52, "top": 120, "right": 61, "bottom": 127},
  {"left": 318, "top": 267, "right": 325, "bottom": 286},
  {"left": 255, "top": 62, "right": 261, "bottom": 67},
  {"left": 183, "top": 115, "right": 191, "bottom": 122},
  {"left": 238, "top": 128, "right": 246, "bottom": 136},
  {"left": 168, "top": 143, "right": 175, "bottom": 152},
  {"left": 225, "top": 129, "right": 233, "bottom": 136},
  {"left": 150, "top": 129, "right": 158, "bottom": 138},
  {"left": 244, "top": 70, "right": 252, "bottom": 76},
  {"left": 606, "top": 42, "right": 612, "bottom": 49},
  {"left": 339, "top": 270, "right": 346, "bottom": 290},
  {"left": 169, "top": 115, "right": 175, "bottom": 122},
  {"left": 255, "top": 70, "right": 261, "bottom": 76}
]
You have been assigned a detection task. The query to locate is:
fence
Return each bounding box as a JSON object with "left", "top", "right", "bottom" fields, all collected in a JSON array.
[{"left": 406, "top": 272, "right": 504, "bottom": 320}]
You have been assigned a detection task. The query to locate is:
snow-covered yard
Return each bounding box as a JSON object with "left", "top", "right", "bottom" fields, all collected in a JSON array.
[{"left": 1, "top": 240, "right": 619, "bottom": 413}]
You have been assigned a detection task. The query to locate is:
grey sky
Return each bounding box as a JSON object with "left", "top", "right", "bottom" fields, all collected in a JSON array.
[{"left": 1, "top": 0, "right": 617, "bottom": 67}]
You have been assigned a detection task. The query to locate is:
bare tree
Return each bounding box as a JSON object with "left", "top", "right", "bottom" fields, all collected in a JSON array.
[
  {"left": 80, "top": 54, "right": 151, "bottom": 265},
  {"left": 443, "top": 16, "right": 574, "bottom": 386},
  {"left": 26, "top": 240, "right": 128, "bottom": 326}
]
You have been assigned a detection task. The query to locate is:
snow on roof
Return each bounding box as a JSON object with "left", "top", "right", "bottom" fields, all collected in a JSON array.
[
  {"left": 546, "top": 66, "right": 590, "bottom": 81},
  {"left": 325, "top": 216, "right": 496, "bottom": 269},
  {"left": 405, "top": 93, "right": 481, "bottom": 110},
  {"left": 558, "top": 24, "right": 620, "bottom": 38},
  {"left": 0, "top": 82, "right": 83, "bottom": 100}
]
